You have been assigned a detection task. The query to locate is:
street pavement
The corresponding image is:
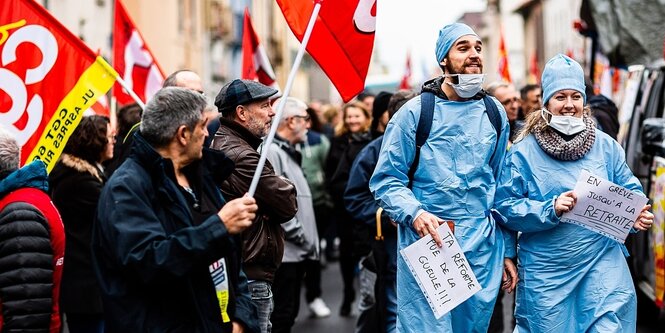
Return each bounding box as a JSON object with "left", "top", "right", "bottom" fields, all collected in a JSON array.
[
  {"left": 293, "top": 260, "right": 356, "bottom": 332},
  {"left": 292, "top": 260, "right": 662, "bottom": 333}
]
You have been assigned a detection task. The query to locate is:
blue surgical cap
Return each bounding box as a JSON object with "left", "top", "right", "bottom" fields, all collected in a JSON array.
[
  {"left": 435, "top": 23, "right": 478, "bottom": 63},
  {"left": 541, "top": 54, "right": 586, "bottom": 105}
]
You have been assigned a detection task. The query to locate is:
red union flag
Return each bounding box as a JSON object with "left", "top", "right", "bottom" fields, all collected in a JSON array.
[
  {"left": 242, "top": 8, "right": 277, "bottom": 87},
  {"left": 398, "top": 52, "right": 411, "bottom": 90},
  {"left": 276, "top": 0, "right": 376, "bottom": 102},
  {"left": 0, "top": 0, "right": 118, "bottom": 172},
  {"left": 497, "top": 27, "right": 511, "bottom": 83},
  {"left": 113, "top": 0, "right": 164, "bottom": 105}
]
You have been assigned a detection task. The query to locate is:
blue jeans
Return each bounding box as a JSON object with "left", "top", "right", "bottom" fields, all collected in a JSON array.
[{"left": 248, "top": 280, "right": 273, "bottom": 333}]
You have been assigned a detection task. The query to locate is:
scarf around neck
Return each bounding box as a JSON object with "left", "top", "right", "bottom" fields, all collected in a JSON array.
[{"left": 533, "top": 115, "right": 596, "bottom": 161}]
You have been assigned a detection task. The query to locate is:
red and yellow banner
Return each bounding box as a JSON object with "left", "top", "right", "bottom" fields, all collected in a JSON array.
[{"left": 0, "top": 0, "right": 118, "bottom": 172}]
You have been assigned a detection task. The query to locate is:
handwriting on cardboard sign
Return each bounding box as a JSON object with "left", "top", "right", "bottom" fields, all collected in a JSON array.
[
  {"left": 401, "top": 222, "right": 481, "bottom": 319},
  {"left": 561, "top": 170, "right": 648, "bottom": 242}
]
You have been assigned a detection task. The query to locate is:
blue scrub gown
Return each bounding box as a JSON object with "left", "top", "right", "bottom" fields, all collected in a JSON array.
[
  {"left": 495, "top": 131, "right": 640, "bottom": 332},
  {"left": 370, "top": 95, "right": 514, "bottom": 332}
]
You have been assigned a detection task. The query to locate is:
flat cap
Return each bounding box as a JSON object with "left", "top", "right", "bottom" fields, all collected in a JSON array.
[{"left": 214, "top": 79, "right": 278, "bottom": 115}]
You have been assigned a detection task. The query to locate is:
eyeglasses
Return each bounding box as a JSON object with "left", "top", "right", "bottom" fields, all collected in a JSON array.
[
  {"left": 291, "top": 115, "right": 311, "bottom": 121},
  {"left": 501, "top": 97, "right": 519, "bottom": 106}
]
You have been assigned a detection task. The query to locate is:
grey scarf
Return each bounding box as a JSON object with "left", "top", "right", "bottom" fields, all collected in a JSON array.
[{"left": 534, "top": 115, "right": 596, "bottom": 161}]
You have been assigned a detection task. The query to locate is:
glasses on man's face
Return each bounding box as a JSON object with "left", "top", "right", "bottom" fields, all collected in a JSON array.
[
  {"left": 291, "top": 114, "right": 311, "bottom": 121},
  {"left": 501, "top": 97, "right": 519, "bottom": 106}
]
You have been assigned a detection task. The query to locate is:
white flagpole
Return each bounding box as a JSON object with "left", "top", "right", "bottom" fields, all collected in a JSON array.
[
  {"left": 115, "top": 75, "right": 146, "bottom": 109},
  {"left": 247, "top": 1, "right": 322, "bottom": 197},
  {"left": 95, "top": 56, "right": 146, "bottom": 109}
]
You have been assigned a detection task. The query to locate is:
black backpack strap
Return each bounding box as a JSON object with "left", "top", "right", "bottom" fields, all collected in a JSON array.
[
  {"left": 408, "top": 91, "right": 434, "bottom": 188},
  {"left": 482, "top": 95, "right": 502, "bottom": 166}
]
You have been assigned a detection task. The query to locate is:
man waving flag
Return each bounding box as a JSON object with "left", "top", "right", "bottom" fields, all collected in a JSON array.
[{"left": 0, "top": 0, "right": 118, "bottom": 172}]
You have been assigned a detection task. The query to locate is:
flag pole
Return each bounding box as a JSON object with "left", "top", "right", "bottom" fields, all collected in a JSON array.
[
  {"left": 94, "top": 52, "right": 146, "bottom": 109},
  {"left": 247, "top": 0, "right": 322, "bottom": 197},
  {"left": 115, "top": 75, "right": 146, "bottom": 109}
]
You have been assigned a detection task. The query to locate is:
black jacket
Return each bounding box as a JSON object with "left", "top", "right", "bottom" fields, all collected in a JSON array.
[
  {"left": 92, "top": 134, "right": 258, "bottom": 333},
  {"left": 0, "top": 161, "right": 65, "bottom": 333},
  {"left": 326, "top": 131, "right": 372, "bottom": 208},
  {"left": 49, "top": 154, "right": 105, "bottom": 314}
]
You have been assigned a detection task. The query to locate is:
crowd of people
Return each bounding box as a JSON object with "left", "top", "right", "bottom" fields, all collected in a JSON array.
[{"left": 0, "top": 21, "right": 654, "bottom": 333}]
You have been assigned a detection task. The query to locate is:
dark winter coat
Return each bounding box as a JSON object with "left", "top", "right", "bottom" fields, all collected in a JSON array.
[
  {"left": 0, "top": 161, "right": 65, "bottom": 333},
  {"left": 49, "top": 154, "right": 105, "bottom": 315},
  {"left": 92, "top": 134, "right": 258, "bottom": 333}
]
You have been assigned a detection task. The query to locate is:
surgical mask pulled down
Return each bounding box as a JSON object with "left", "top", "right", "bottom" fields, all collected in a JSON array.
[
  {"left": 445, "top": 74, "right": 485, "bottom": 98},
  {"left": 541, "top": 109, "right": 586, "bottom": 135}
]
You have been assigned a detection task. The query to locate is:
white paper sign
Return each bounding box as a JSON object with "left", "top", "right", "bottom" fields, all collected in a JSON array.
[
  {"left": 561, "top": 170, "right": 648, "bottom": 242},
  {"left": 400, "top": 222, "right": 482, "bottom": 319}
]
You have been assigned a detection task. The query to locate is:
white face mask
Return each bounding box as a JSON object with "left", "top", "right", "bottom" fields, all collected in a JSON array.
[
  {"left": 541, "top": 109, "right": 586, "bottom": 135},
  {"left": 445, "top": 74, "right": 485, "bottom": 98}
]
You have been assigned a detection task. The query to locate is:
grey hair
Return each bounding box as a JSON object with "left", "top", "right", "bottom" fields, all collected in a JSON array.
[
  {"left": 0, "top": 127, "right": 20, "bottom": 176},
  {"left": 278, "top": 97, "right": 308, "bottom": 124},
  {"left": 140, "top": 87, "right": 208, "bottom": 148},
  {"left": 485, "top": 81, "right": 512, "bottom": 96}
]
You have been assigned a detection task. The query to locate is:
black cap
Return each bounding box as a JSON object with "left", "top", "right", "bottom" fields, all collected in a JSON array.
[{"left": 214, "top": 79, "right": 278, "bottom": 115}]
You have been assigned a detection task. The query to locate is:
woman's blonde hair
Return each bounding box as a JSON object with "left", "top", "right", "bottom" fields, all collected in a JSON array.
[
  {"left": 335, "top": 101, "right": 371, "bottom": 136},
  {"left": 515, "top": 105, "right": 593, "bottom": 143}
]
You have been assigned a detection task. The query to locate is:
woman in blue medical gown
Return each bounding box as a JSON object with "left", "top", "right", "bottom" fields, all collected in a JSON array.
[{"left": 494, "top": 54, "right": 654, "bottom": 332}]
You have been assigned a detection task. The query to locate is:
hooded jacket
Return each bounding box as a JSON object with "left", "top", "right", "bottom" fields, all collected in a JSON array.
[{"left": 0, "top": 161, "right": 65, "bottom": 333}]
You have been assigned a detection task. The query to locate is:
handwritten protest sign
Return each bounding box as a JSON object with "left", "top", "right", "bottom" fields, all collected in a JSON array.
[
  {"left": 561, "top": 170, "right": 648, "bottom": 242},
  {"left": 400, "top": 222, "right": 481, "bottom": 319}
]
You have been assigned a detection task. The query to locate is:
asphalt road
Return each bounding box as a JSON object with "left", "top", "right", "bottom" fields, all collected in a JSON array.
[{"left": 292, "top": 260, "right": 662, "bottom": 333}]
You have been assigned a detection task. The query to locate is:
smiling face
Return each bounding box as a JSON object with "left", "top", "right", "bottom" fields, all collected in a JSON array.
[
  {"left": 344, "top": 106, "right": 369, "bottom": 134},
  {"left": 441, "top": 35, "right": 483, "bottom": 76},
  {"left": 546, "top": 89, "right": 584, "bottom": 118}
]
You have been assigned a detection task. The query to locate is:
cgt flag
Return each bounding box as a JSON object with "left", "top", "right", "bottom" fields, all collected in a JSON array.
[
  {"left": 113, "top": 0, "right": 164, "bottom": 105},
  {"left": 276, "top": 0, "right": 376, "bottom": 102},
  {"left": 0, "top": 0, "right": 118, "bottom": 172},
  {"left": 242, "top": 8, "right": 277, "bottom": 87}
]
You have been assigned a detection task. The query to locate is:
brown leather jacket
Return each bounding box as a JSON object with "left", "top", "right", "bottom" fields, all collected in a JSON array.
[{"left": 211, "top": 117, "right": 298, "bottom": 283}]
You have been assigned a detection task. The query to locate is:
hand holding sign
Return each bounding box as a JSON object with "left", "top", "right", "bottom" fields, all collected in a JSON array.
[
  {"left": 634, "top": 204, "right": 654, "bottom": 231},
  {"left": 561, "top": 170, "right": 649, "bottom": 242},
  {"left": 555, "top": 190, "right": 578, "bottom": 216},
  {"left": 401, "top": 222, "right": 481, "bottom": 319}
]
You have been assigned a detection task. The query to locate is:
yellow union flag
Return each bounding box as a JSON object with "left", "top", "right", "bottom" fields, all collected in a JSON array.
[{"left": 26, "top": 57, "right": 118, "bottom": 172}]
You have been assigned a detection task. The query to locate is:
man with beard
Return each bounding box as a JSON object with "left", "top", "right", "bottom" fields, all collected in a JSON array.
[
  {"left": 211, "top": 79, "right": 298, "bottom": 333},
  {"left": 369, "top": 23, "right": 518, "bottom": 332}
]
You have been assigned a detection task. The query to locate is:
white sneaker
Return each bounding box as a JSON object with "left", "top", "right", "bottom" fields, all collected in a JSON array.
[{"left": 308, "top": 297, "right": 331, "bottom": 318}]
